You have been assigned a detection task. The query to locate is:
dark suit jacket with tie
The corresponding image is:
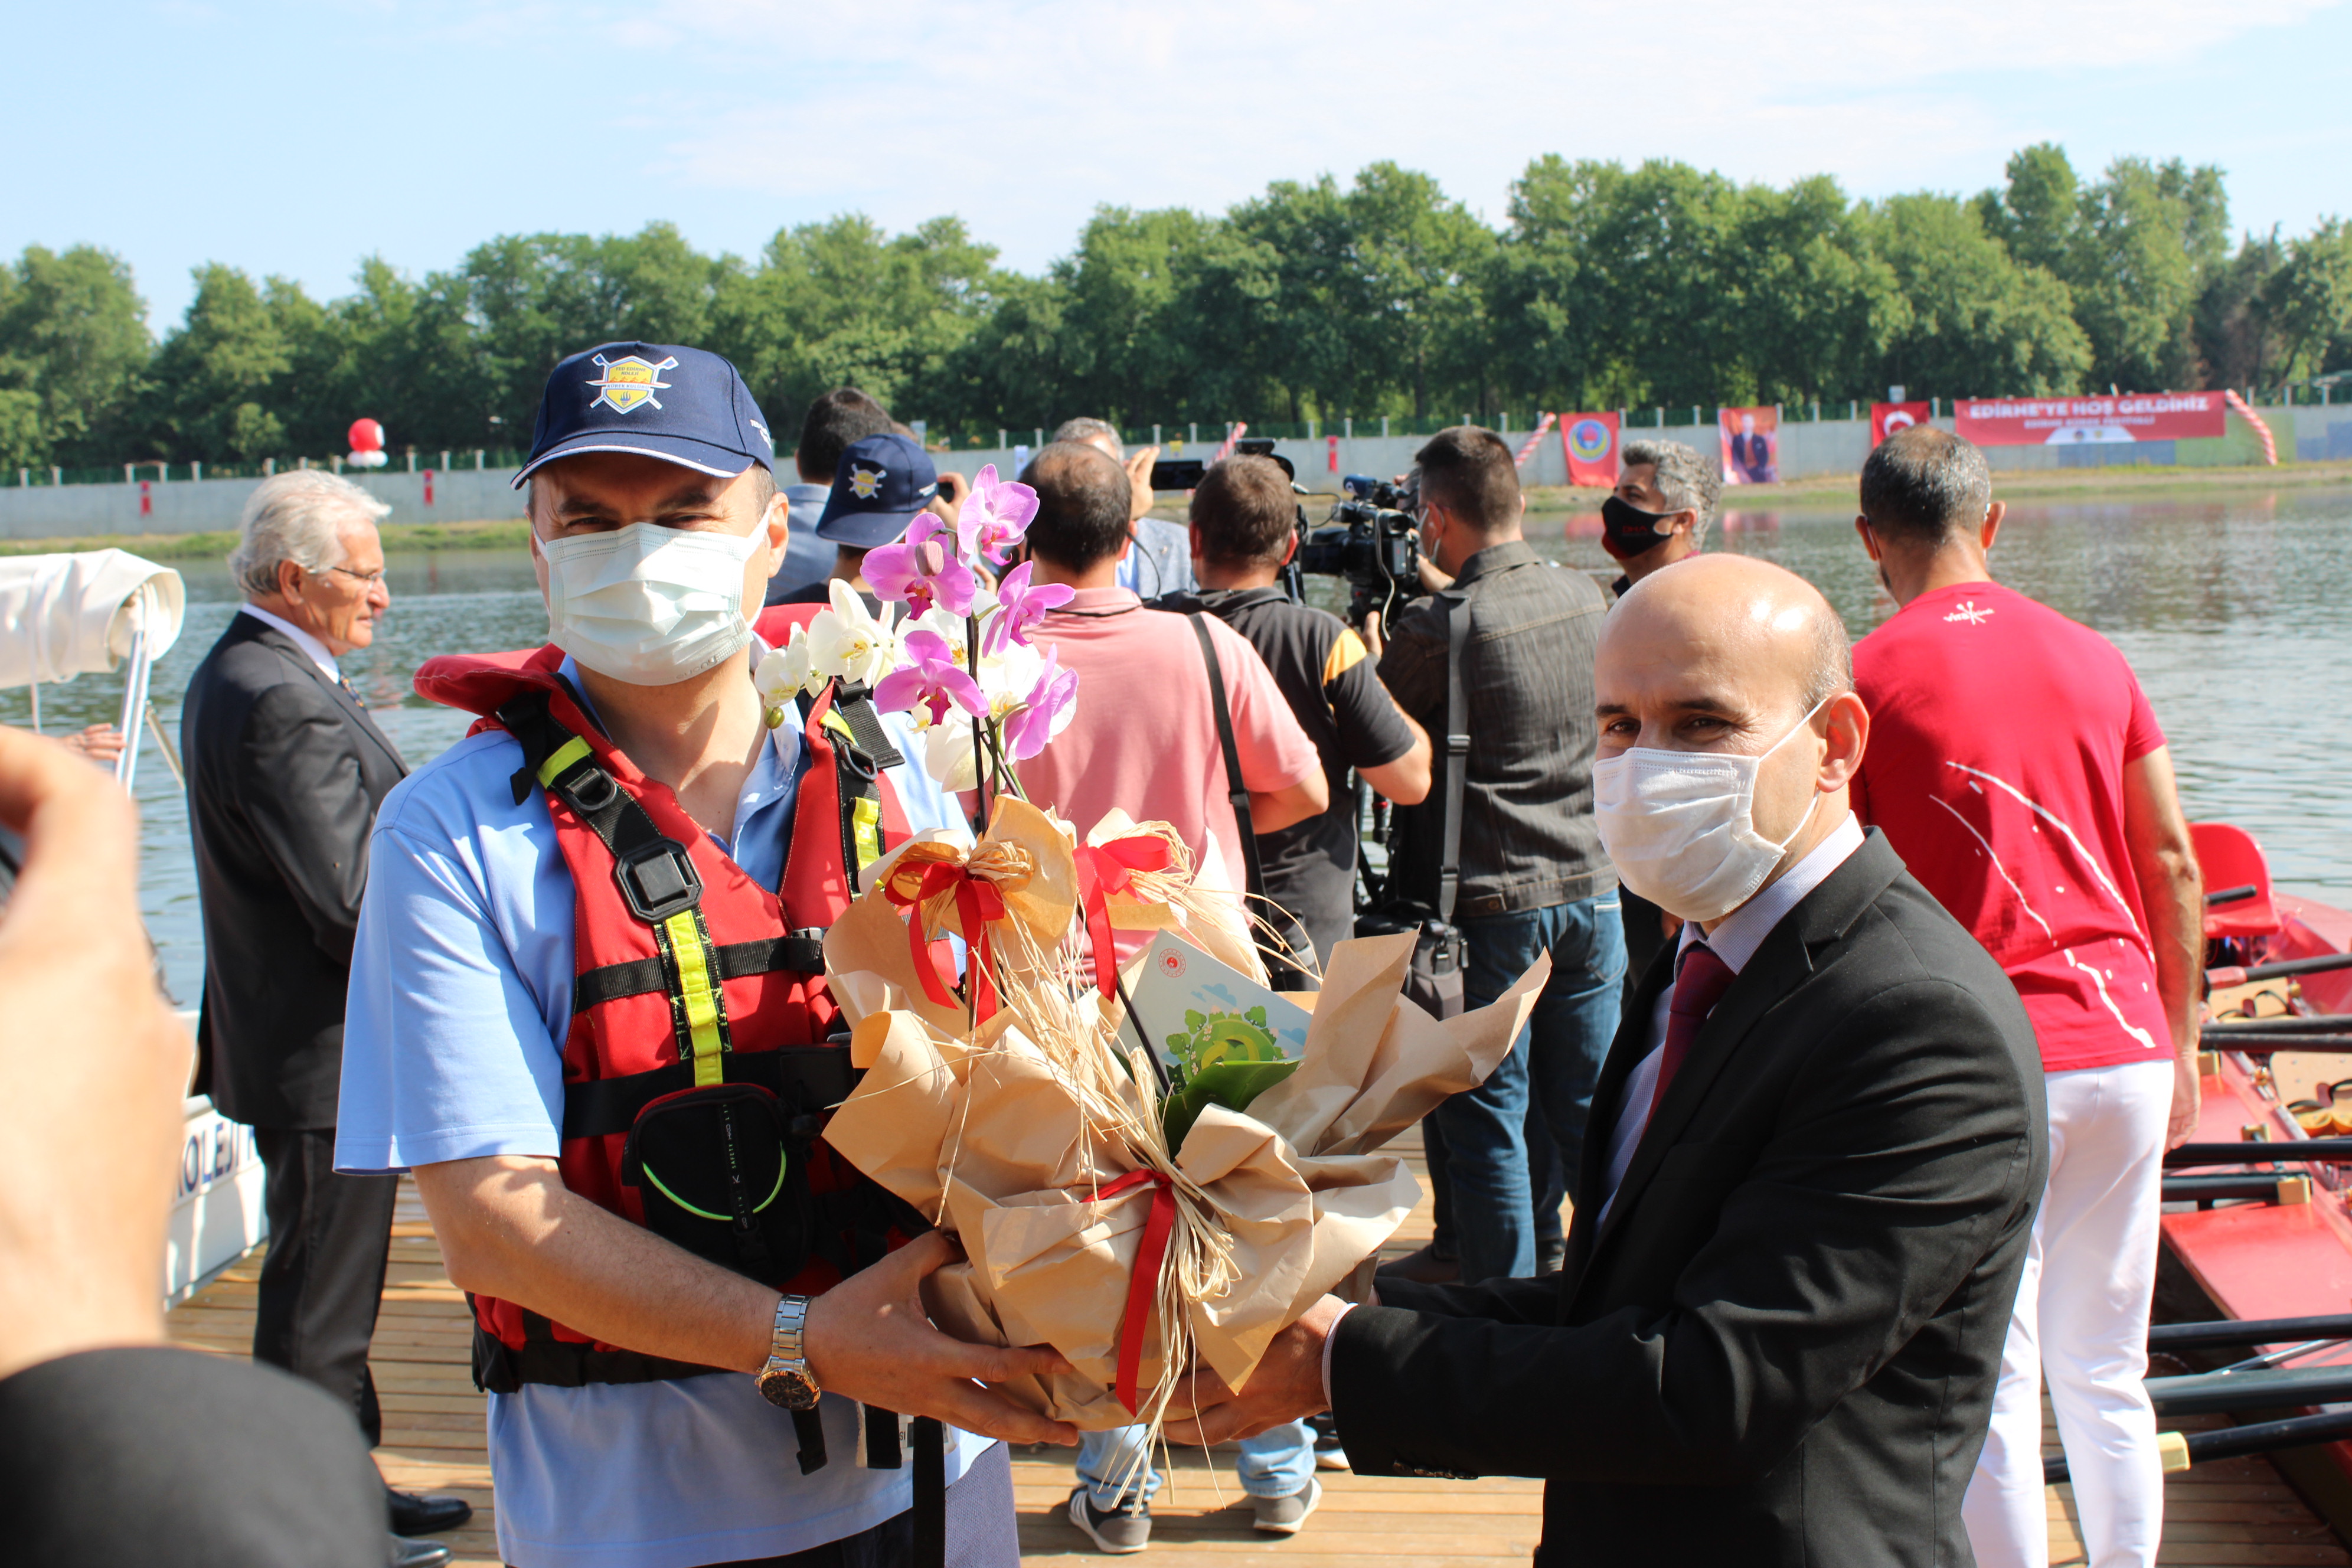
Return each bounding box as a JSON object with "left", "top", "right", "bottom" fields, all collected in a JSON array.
[
  {"left": 181, "top": 612, "right": 407, "bottom": 1130},
  {"left": 1331, "top": 828, "right": 2047, "bottom": 1566}
]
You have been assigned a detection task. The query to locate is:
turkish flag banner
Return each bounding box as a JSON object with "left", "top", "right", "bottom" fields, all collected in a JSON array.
[
  {"left": 1954, "top": 392, "right": 2226, "bottom": 446},
  {"left": 1560, "top": 411, "right": 1621, "bottom": 486},
  {"left": 1871, "top": 401, "right": 1932, "bottom": 445}
]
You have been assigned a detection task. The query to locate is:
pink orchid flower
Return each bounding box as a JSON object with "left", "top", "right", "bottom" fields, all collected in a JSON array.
[
  {"left": 982, "top": 560, "right": 1074, "bottom": 656},
  {"left": 999, "top": 645, "right": 1079, "bottom": 762},
  {"left": 865, "top": 514, "right": 976, "bottom": 617},
  {"left": 957, "top": 464, "right": 1041, "bottom": 566},
  {"left": 873, "top": 629, "right": 986, "bottom": 728}
]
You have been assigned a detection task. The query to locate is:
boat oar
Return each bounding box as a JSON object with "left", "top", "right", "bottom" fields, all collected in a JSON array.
[
  {"left": 2201, "top": 1014, "right": 2352, "bottom": 1035},
  {"left": 2196, "top": 1034, "right": 2352, "bottom": 1053},
  {"left": 2207, "top": 951, "right": 2352, "bottom": 989},
  {"left": 2166, "top": 1138, "right": 2352, "bottom": 1167},
  {"left": 2207, "top": 884, "right": 2259, "bottom": 906},
  {"left": 2044, "top": 1410, "right": 2352, "bottom": 1484},
  {"left": 2146, "top": 1363, "right": 2352, "bottom": 1415},
  {"left": 2151, "top": 1314, "right": 2352, "bottom": 1352}
]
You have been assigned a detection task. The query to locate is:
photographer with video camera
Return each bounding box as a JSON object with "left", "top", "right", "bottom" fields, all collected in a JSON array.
[
  {"left": 1154, "top": 455, "right": 1433, "bottom": 987},
  {"left": 1373, "top": 427, "right": 1623, "bottom": 1288}
]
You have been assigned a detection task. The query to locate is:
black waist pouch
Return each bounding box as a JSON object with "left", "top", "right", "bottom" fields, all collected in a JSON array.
[
  {"left": 622, "top": 1082, "right": 817, "bottom": 1286},
  {"left": 1357, "top": 903, "right": 1466, "bottom": 1021}
]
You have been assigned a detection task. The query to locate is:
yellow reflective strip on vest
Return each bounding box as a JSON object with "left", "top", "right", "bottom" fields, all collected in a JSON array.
[
  {"left": 536, "top": 736, "right": 593, "bottom": 787},
  {"left": 852, "top": 795, "right": 882, "bottom": 869},
  {"left": 821, "top": 710, "right": 856, "bottom": 742},
  {"left": 663, "top": 910, "right": 727, "bottom": 1087}
]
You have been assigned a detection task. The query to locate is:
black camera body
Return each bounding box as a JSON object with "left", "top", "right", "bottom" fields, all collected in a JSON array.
[{"left": 1298, "top": 473, "right": 1423, "bottom": 624}]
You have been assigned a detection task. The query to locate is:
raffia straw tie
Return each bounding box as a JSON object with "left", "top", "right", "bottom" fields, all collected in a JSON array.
[{"left": 1093, "top": 1167, "right": 1179, "bottom": 1415}]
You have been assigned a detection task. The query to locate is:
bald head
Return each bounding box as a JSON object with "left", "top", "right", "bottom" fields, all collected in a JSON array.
[
  {"left": 1595, "top": 554, "right": 1867, "bottom": 923},
  {"left": 1601, "top": 554, "right": 1851, "bottom": 734}
]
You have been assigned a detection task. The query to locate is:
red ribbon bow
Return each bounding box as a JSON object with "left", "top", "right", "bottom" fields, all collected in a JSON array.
[
  {"left": 883, "top": 860, "right": 1007, "bottom": 1022},
  {"left": 1092, "top": 1167, "right": 1179, "bottom": 1415},
  {"left": 1073, "top": 835, "right": 1175, "bottom": 999}
]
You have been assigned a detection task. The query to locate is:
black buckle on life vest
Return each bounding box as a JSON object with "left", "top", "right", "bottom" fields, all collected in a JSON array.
[{"left": 616, "top": 837, "right": 704, "bottom": 923}]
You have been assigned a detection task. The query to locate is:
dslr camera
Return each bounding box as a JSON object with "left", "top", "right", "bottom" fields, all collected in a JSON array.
[{"left": 1297, "top": 473, "right": 1425, "bottom": 625}]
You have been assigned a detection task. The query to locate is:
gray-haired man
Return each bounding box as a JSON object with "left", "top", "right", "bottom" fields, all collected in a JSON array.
[
  {"left": 179, "top": 471, "right": 466, "bottom": 1565},
  {"left": 1600, "top": 438, "right": 1721, "bottom": 596},
  {"left": 1052, "top": 416, "right": 1196, "bottom": 598}
]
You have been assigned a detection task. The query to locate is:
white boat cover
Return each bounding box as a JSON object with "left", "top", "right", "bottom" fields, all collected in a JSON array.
[{"left": 0, "top": 550, "right": 187, "bottom": 690}]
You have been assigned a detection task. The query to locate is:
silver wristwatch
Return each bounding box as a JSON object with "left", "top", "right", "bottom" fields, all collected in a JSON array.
[{"left": 755, "top": 1294, "right": 821, "bottom": 1410}]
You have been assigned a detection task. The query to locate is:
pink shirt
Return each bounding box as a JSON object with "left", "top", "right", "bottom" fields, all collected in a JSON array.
[
  {"left": 1854, "top": 580, "right": 2171, "bottom": 1072},
  {"left": 1020, "top": 587, "right": 1321, "bottom": 960}
]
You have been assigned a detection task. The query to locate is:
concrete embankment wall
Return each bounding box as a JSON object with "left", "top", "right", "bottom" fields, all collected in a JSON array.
[{"left": 5, "top": 406, "right": 2343, "bottom": 541}]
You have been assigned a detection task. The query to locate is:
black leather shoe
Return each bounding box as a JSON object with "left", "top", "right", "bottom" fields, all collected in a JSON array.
[
  {"left": 387, "top": 1487, "right": 473, "bottom": 1536},
  {"left": 1376, "top": 1242, "right": 1461, "bottom": 1285},
  {"left": 388, "top": 1533, "right": 452, "bottom": 1568}
]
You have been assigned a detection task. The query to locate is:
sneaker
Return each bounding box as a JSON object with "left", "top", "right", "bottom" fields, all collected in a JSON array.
[
  {"left": 1309, "top": 1411, "right": 1350, "bottom": 1470},
  {"left": 1068, "top": 1487, "right": 1151, "bottom": 1554},
  {"left": 1376, "top": 1242, "right": 1460, "bottom": 1285},
  {"left": 1252, "top": 1475, "right": 1324, "bottom": 1535}
]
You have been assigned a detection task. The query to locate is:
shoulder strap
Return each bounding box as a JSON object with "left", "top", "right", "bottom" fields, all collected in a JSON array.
[
  {"left": 1438, "top": 590, "right": 1469, "bottom": 925},
  {"left": 1188, "top": 612, "right": 1267, "bottom": 904}
]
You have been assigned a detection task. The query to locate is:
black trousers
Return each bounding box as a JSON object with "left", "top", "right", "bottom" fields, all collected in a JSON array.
[
  {"left": 2, "top": 1346, "right": 383, "bottom": 1568},
  {"left": 253, "top": 1126, "right": 399, "bottom": 1448},
  {"left": 709, "top": 1440, "right": 1019, "bottom": 1568}
]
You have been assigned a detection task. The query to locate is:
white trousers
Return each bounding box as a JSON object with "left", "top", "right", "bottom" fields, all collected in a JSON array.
[{"left": 1965, "top": 1059, "right": 2173, "bottom": 1568}]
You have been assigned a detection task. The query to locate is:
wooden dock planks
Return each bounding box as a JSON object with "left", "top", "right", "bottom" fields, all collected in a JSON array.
[{"left": 159, "top": 1176, "right": 2350, "bottom": 1567}]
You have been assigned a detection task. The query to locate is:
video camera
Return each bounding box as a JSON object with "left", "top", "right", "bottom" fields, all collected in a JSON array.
[{"left": 1296, "top": 473, "right": 1424, "bottom": 626}]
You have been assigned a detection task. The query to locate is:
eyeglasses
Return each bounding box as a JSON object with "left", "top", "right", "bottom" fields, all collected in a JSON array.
[{"left": 312, "top": 565, "right": 388, "bottom": 589}]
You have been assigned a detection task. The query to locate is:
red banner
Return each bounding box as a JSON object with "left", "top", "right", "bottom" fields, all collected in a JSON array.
[
  {"left": 1954, "top": 392, "right": 2225, "bottom": 446},
  {"left": 1559, "top": 411, "right": 1621, "bottom": 486},
  {"left": 1871, "top": 401, "right": 1931, "bottom": 446},
  {"left": 1718, "top": 406, "right": 1779, "bottom": 485}
]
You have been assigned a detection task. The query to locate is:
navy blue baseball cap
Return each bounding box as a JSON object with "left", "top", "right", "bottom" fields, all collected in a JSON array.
[
  {"left": 816, "top": 432, "right": 940, "bottom": 547},
  {"left": 511, "top": 341, "right": 777, "bottom": 489}
]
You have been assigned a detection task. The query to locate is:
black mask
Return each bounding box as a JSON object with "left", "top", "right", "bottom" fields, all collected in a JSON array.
[{"left": 1600, "top": 494, "right": 1676, "bottom": 561}]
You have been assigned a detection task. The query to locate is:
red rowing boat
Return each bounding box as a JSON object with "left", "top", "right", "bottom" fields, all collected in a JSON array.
[{"left": 2150, "top": 822, "right": 2352, "bottom": 1518}]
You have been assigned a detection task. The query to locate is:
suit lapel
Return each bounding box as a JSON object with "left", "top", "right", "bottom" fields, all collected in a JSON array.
[
  {"left": 1562, "top": 940, "right": 1678, "bottom": 1279},
  {"left": 1575, "top": 832, "right": 1909, "bottom": 1273},
  {"left": 241, "top": 616, "right": 408, "bottom": 777}
]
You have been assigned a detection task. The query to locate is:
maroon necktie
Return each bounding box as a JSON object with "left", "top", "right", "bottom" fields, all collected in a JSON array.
[{"left": 1648, "top": 943, "right": 1738, "bottom": 1119}]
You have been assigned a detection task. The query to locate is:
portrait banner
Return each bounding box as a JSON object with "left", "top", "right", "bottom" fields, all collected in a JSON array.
[
  {"left": 1560, "top": 411, "right": 1621, "bottom": 486},
  {"left": 1871, "top": 401, "right": 1932, "bottom": 446},
  {"left": 1718, "top": 406, "right": 1779, "bottom": 485},
  {"left": 1954, "top": 393, "right": 2225, "bottom": 446}
]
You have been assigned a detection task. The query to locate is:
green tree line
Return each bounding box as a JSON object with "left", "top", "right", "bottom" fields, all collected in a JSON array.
[{"left": 6, "top": 142, "right": 2352, "bottom": 472}]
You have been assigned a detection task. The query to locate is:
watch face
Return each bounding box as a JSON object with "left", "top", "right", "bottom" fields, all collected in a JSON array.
[{"left": 758, "top": 1364, "right": 822, "bottom": 1412}]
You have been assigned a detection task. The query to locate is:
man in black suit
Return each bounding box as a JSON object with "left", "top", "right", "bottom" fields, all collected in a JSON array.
[
  {"left": 180, "top": 470, "right": 465, "bottom": 1562},
  {"left": 1170, "top": 553, "right": 2047, "bottom": 1565}
]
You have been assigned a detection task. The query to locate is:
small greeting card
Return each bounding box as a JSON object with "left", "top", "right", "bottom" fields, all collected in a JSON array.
[{"left": 1116, "top": 931, "right": 1313, "bottom": 1087}]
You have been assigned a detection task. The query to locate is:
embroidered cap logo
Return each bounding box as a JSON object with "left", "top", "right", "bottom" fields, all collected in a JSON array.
[
  {"left": 848, "top": 463, "right": 886, "bottom": 500},
  {"left": 584, "top": 353, "right": 680, "bottom": 414}
]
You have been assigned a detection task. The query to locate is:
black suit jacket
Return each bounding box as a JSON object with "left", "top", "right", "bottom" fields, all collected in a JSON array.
[
  {"left": 181, "top": 613, "right": 406, "bottom": 1129},
  {"left": 1331, "top": 829, "right": 2046, "bottom": 1566}
]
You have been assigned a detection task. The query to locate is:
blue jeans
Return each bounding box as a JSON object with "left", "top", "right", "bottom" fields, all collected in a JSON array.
[
  {"left": 1076, "top": 1420, "right": 1314, "bottom": 1507},
  {"left": 1432, "top": 894, "right": 1626, "bottom": 1284}
]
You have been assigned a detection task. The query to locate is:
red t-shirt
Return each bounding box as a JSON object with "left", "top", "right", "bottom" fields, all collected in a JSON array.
[{"left": 1853, "top": 581, "right": 2171, "bottom": 1072}]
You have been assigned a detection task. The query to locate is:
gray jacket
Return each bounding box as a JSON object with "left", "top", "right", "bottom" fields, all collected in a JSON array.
[{"left": 1377, "top": 540, "right": 1613, "bottom": 916}]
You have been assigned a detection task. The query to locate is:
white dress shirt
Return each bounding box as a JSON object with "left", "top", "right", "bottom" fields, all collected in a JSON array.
[
  {"left": 1595, "top": 811, "right": 1867, "bottom": 1221},
  {"left": 237, "top": 602, "right": 342, "bottom": 682}
]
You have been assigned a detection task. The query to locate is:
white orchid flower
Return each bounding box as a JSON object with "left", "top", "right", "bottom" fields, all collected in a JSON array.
[
  {"left": 754, "top": 623, "right": 822, "bottom": 713},
  {"left": 806, "top": 580, "right": 899, "bottom": 690},
  {"left": 922, "top": 716, "right": 987, "bottom": 791}
]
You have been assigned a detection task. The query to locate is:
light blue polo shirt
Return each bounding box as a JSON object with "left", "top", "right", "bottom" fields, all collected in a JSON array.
[{"left": 337, "top": 651, "right": 984, "bottom": 1568}]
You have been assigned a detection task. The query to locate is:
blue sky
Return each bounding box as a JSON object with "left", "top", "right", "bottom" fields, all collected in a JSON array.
[{"left": 9, "top": 0, "right": 2351, "bottom": 332}]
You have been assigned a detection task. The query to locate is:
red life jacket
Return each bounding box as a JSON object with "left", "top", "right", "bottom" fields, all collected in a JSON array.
[{"left": 412, "top": 636, "right": 925, "bottom": 1394}]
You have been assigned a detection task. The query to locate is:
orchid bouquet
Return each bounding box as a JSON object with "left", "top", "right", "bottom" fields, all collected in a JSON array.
[{"left": 753, "top": 465, "right": 1077, "bottom": 806}]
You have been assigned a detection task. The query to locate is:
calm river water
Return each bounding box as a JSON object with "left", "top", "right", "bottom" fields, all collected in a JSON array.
[{"left": 5, "top": 487, "right": 2347, "bottom": 1009}]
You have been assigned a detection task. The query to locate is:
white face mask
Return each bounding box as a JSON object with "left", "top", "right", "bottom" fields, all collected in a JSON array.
[
  {"left": 538, "top": 522, "right": 763, "bottom": 686},
  {"left": 1592, "top": 695, "right": 1831, "bottom": 923}
]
